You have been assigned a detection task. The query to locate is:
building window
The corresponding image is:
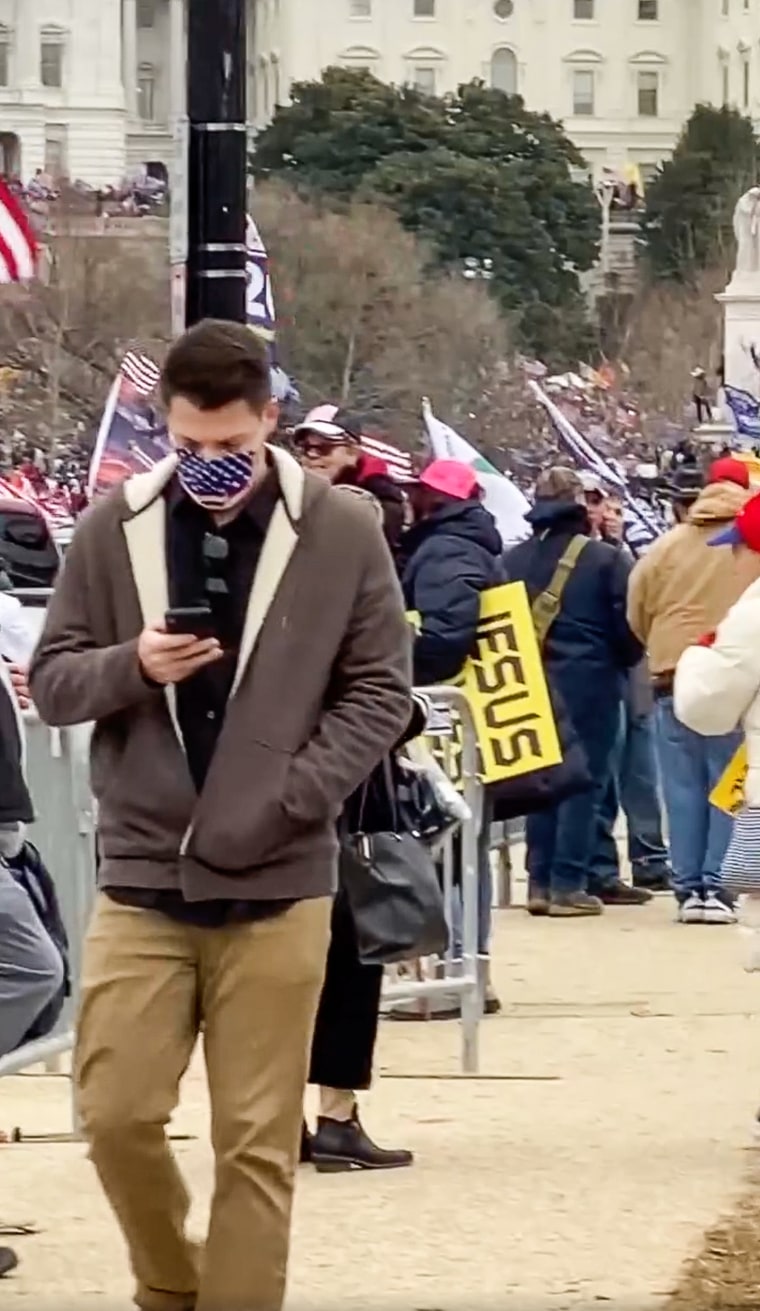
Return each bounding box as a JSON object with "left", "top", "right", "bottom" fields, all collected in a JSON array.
[
  {"left": 490, "top": 47, "right": 517, "bottom": 93},
  {"left": 136, "top": 0, "right": 156, "bottom": 26},
  {"left": 573, "top": 68, "right": 595, "bottom": 114},
  {"left": 44, "top": 125, "right": 67, "bottom": 179},
  {"left": 574, "top": 0, "right": 594, "bottom": 17},
  {"left": 638, "top": 0, "right": 658, "bottom": 17},
  {"left": 413, "top": 0, "right": 436, "bottom": 16},
  {"left": 637, "top": 69, "right": 659, "bottom": 115},
  {"left": 413, "top": 64, "right": 437, "bottom": 92},
  {"left": 350, "top": 0, "right": 372, "bottom": 14},
  {"left": 722, "top": 0, "right": 729, "bottom": 13},
  {"left": 493, "top": 0, "right": 514, "bottom": 15},
  {"left": 0, "top": 26, "right": 9, "bottom": 88},
  {"left": 722, "top": 60, "right": 730, "bottom": 103},
  {"left": 744, "top": 59, "right": 750, "bottom": 108},
  {"left": 137, "top": 62, "right": 156, "bottom": 121},
  {"left": 40, "top": 34, "right": 64, "bottom": 89}
]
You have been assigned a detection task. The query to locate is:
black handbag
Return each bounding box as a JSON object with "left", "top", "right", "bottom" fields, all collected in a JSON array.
[{"left": 339, "top": 760, "right": 450, "bottom": 966}]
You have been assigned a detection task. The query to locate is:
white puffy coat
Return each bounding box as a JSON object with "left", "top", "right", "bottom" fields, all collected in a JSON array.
[{"left": 675, "top": 576, "right": 760, "bottom": 805}]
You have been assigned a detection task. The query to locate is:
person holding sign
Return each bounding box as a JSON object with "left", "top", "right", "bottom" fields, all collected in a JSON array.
[{"left": 401, "top": 460, "right": 505, "bottom": 987}]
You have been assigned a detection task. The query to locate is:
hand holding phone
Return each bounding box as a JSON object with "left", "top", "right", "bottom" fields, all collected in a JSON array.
[
  {"left": 164, "top": 606, "right": 217, "bottom": 640},
  {"left": 138, "top": 617, "right": 221, "bottom": 686}
]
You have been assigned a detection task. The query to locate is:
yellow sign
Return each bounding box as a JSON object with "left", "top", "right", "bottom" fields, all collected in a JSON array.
[
  {"left": 710, "top": 743, "right": 747, "bottom": 816},
  {"left": 412, "top": 581, "right": 562, "bottom": 785}
]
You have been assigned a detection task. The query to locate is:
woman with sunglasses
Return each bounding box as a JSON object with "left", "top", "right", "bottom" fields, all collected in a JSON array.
[
  {"left": 294, "top": 404, "right": 414, "bottom": 1171},
  {"left": 293, "top": 406, "right": 406, "bottom": 552}
]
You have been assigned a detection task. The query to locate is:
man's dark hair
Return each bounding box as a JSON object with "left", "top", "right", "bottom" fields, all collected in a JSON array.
[{"left": 160, "top": 319, "right": 272, "bottom": 412}]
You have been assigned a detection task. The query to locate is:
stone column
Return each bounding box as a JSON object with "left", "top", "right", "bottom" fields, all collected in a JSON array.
[
  {"left": 122, "top": 0, "right": 138, "bottom": 118},
  {"left": 168, "top": 0, "right": 186, "bottom": 124},
  {"left": 16, "top": 0, "right": 39, "bottom": 90}
]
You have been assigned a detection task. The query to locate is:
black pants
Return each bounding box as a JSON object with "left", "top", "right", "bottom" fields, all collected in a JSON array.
[{"left": 308, "top": 890, "right": 383, "bottom": 1091}]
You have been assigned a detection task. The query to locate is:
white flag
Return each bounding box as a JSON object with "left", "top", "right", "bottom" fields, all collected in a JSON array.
[{"left": 422, "top": 399, "right": 530, "bottom": 547}]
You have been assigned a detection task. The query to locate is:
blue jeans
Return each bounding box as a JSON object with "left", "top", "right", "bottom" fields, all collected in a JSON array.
[
  {"left": 590, "top": 704, "right": 669, "bottom": 889},
  {"left": 527, "top": 702, "right": 620, "bottom": 898},
  {"left": 654, "top": 696, "right": 738, "bottom": 901}
]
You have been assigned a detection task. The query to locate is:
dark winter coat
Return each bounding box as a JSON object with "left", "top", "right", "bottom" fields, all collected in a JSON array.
[
  {"left": 335, "top": 454, "right": 405, "bottom": 553},
  {"left": 505, "top": 500, "right": 643, "bottom": 729},
  {"left": 401, "top": 500, "right": 505, "bottom": 687}
]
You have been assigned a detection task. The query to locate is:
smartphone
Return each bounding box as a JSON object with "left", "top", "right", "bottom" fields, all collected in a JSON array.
[{"left": 164, "top": 606, "right": 217, "bottom": 639}]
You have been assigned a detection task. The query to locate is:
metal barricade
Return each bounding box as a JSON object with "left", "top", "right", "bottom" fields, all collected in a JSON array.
[
  {"left": 0, "top": 715, "right": 96, "bottom": 1125},
  {"left": 381, "top": 686, "right": 483, "bottom": 1074}
]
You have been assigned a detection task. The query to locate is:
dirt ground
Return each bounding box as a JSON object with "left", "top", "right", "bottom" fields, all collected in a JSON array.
[{"left": 3, "top": 896, "right": 760, "bottom": 1310}]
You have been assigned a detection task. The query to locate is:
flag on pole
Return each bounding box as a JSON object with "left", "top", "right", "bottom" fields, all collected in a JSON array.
[
  {"left": 528, "top": 381, "right": 663, "bottom": 554},
  {"left": 723, "top": 383, "right": 760, "bottom": 442},
  {"left": 87, "top": 352, "right": 170, "bottom": 498},
  {"left": 0, "top": 180, "right": 37, "bottom": 283},
  {"left": 422, "top": 398, "right": 531, "bottom": 546},
  {"left": 246, "top": 215, "right": 277, "bottom": 339}
]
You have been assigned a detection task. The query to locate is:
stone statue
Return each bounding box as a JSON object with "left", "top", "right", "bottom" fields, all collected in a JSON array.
[{"left": 733, "top": 187, "right": 760, "bottom": 275}]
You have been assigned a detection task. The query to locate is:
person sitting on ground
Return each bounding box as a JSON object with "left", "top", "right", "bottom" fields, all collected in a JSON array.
[
  {"left": 628, "top": 458, "right": 760, "bottom": 924},
  {"left": 293, "top": 405, "right": 405, "bottom": 552},
  {"left": 506, "top": 467, "right": 644, "bottom": 917}
]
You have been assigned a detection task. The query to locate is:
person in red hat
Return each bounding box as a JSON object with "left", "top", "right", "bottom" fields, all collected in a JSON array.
[
  {"left": 401, "top": 458, "right": 505, "bottom": 1003},
  {"left": 630, "top": 462, "right": 760, "bottom": 924}
]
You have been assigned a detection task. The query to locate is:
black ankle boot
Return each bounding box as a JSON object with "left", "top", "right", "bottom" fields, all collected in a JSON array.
[
  {"left": 310, "top": 1108, "right": 414, "bottom": 1173},
  {"left": 300, "top": 1120, "right": 312, "bottom": 1164}
]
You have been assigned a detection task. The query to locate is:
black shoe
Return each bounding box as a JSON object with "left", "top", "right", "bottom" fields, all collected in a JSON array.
[
  {"left": 594, "top": 879, "right": 653, "bottom": 906},
  {"left": 310, "top": 1109, "right": 414, "bottom": 1173},
  {"left": 632, "top": 868, "right": 672, "bottom": 893},
  {"left": 300, "top": 1120, "right": 312, "bottom": 1164},
  {"left": 0, "top": 1248, "right": 18, "bottom": 1278}
]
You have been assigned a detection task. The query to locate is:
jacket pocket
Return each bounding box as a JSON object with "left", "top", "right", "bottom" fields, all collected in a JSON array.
[{"left": 187, "top": 739, "right": 311, "bottom": 873}]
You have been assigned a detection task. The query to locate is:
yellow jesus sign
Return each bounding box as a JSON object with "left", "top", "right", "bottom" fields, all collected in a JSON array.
[
  {"left": 710, "top": 743, "right": 747, "bottom": 817},
  {"left": 411, "top": 581, "right": 562, "bottom": 785}
]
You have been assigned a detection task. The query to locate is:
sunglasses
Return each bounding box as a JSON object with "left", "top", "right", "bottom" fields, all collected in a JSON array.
[
  {"left": 202, "top": 532, "right": 230, "bottom": 598},
  {"left": 299, "top": 439, "right": 346, "bottom": 459}
]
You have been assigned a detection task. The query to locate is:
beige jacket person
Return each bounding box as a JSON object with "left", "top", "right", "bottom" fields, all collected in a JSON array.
[{"left": 628, "top": 480, "right": 760, "bottom": 676}]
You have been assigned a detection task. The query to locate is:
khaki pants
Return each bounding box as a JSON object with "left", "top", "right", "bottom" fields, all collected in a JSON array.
[{"left": 75, "top": 894, "right": 331, "bottom": 1311}]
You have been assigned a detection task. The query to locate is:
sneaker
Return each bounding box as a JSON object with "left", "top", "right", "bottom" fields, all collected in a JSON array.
[
  {"left": 549, "top": 892, "right": 604, "bottom": 918},
  {"left": 310, "top": 1108, "right": 414, "bottom": 1173},
  {"left": 594, "top": 880, "right": 654, "bottom": 907},
  {"left": 0, "top": 1248, "right": 18, "bottom": 1278},
  {"left": 527, "top": 893, "right": 550, "bottom": 917},
  {"left": 677, "top": 893, "right": 705, "bottom": 924},
  {"left": 703, "top": 891, "right": 737, "bottom": 925}
]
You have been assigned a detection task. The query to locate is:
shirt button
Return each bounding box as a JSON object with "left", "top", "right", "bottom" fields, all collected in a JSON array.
[{"left": 207, "top": 711, "right": 216, "bottom": 721}]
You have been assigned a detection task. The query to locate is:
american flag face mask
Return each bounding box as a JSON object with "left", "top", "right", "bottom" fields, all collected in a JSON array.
[{"left": 175, "top": 446, "right": 255, "bottom": 511}]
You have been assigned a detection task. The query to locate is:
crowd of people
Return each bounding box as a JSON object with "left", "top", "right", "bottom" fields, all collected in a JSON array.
[
  {"left": 3, "top": 319, "right": 760, "bottom": 1303},
  {"left": 5, "top": 168, "right": 169, "bottom": 224}
]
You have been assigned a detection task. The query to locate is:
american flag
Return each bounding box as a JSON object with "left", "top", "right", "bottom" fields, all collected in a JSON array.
[
  {"left": 0, "top": 180, "right": 37, "bottom": 283},
  {"left": 121, "top": 350, "right": 161, "bottom": 397},
  {"left": 360, "top": 434, "right": 415, "bottom": 483},
  {"left": 529, "top": 381, "right": 664, "bottom": 555}
]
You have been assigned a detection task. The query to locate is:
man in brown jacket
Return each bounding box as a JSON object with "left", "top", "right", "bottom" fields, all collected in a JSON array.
[
  {"left": 628, "top": 458, "right": 760, "bottom": 925},
  {"left": 30, "top": 320, "right": 412, "bottom": 1311}
]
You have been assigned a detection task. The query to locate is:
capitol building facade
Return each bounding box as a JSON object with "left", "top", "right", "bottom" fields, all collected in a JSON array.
[{"left": 1, "top": 0, "right": 760, "bottom": 185}]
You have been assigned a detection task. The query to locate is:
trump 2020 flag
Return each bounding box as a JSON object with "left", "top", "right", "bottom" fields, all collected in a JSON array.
[
  {"left": 422, "top": 398, "right": 530, "bottom": 546},
  {"left": 246, "top": 215, "right": 276, "bottom": 340},
  {"left": 723, "top": 383, "right": 760, "bottom": 441}
]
